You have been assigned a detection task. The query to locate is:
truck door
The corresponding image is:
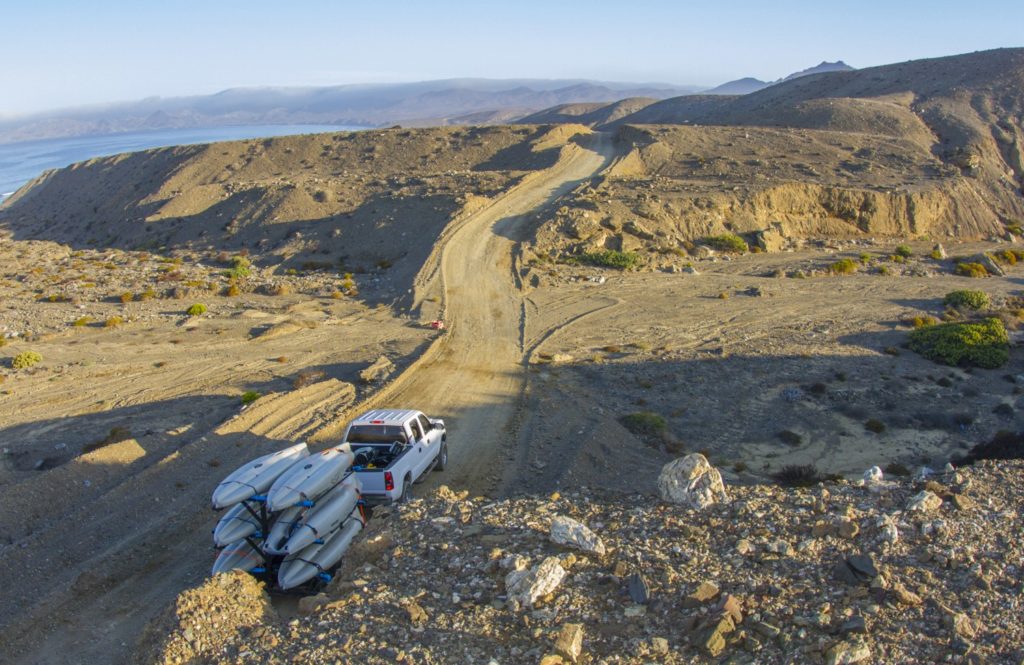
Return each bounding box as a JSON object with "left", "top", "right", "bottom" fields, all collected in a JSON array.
[
  {"left": 417, "top": 414, "right": 439, "bottom": 464},
  {"left": 408, "top": 418, "right": 429, "bottom": 478}
]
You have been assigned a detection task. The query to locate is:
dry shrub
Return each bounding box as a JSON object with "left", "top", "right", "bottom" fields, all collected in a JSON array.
[{"left": 293, "top": 368, "right": 327, "bottom": 389}]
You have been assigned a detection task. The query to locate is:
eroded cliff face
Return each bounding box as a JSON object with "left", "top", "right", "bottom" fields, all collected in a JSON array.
[{"left": 529, "top": 122, "right": 1024, "bottom": 262}]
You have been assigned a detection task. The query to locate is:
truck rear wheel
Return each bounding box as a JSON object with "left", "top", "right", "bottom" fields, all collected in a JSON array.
[
  {"left": 399, "top": 475, "right": 413, "bottom": 503},
  {"left": 434, "top": 443, "right": 448, "bottom": 471}
]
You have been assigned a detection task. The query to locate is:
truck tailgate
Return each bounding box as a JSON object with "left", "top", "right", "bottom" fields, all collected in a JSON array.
[{"left": 353, "top": 470, "right": 388, "bottom": 499}]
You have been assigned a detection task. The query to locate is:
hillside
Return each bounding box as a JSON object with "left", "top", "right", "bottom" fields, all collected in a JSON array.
[
  {"left": 138, "top": 461, "right": 1024, "bottom": 664},
  {"left": 0, "top": 124, "right": 587, "bottom": 310},
  {"left": 518, "top": 49, "right": 1024, "bottom": 261}
]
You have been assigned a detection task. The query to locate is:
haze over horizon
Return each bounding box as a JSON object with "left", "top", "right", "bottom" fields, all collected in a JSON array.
[{"left": 4, "top": 0, "right": 1023, "bottom": 116}]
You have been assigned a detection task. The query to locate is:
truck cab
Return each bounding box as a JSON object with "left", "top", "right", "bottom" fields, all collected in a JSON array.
[{"left": 342, "top": 409, "right": 447, "bottom": 503}]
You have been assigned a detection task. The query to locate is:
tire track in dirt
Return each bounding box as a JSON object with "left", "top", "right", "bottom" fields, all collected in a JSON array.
[{"left": 0, "top": 130, "right": 618, "bottom": 665}]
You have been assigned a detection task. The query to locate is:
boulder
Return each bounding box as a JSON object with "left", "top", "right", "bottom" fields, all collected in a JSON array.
[
  {"left": 907, "top": 490, "right": 943, "bottom": 513},
  {"left": 965, "top": 253, "right": 1005, "bottom": 276},
  {"left": 505, "top": 556, "right": 567, "bottom": 608},
  {"left": 657, "top": 453, "right": 729, "bottom": 509},
  {"left": 359, "top": 355, "right": 395, "bottom": 384},
  {"left": 932, "top": 243, "right": 947, "bottom": 259},
  {"left": 862, "top": 466, "right": 883, "bottom": 484},
  {"left": 755, "top": 223, "right": 787, "bottom": 252},
  {"left": 553, "top": 623, "right": 584, "bottom": 663},
  {"left": 550, "top": 515, "right": 606, "bottom": 556},
  {"left": 825, "top": 639, "right": 871, "bottom": 664}
]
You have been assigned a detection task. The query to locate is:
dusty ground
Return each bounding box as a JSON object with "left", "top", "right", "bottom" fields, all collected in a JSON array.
[
  {"left": 156, "top": 461, "right": 1024, "bottom": 664},
  {"left": 0, "top": 117, "right": 1022, "bottom": 663},
  {"left": 511, "top": 240, "right": 1024, "bottom": 496}
]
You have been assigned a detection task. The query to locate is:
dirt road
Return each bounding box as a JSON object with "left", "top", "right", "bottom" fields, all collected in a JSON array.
[
  {"left": 0, "top": 131, "right": 614, "bottom": 664},
  {"left": 339, "top": 132, "right": 616, "bottom": 496}
]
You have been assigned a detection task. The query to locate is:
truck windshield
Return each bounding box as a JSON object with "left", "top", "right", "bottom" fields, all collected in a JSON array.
[{"left": 346, "top": 425, "right": 407, "bottom": 444}]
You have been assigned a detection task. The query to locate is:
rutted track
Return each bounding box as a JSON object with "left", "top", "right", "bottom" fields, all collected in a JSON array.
[
  {"left": 328, "top": 132, "right": 616, "bottom": 495},
  {"left": 0, "top": 131, "right": 614, "bottom": 664}
]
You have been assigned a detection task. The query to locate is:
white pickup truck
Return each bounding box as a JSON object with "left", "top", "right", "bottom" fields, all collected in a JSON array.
[{"left": 342, "top": 409, "right": 447, "bottom": 504}]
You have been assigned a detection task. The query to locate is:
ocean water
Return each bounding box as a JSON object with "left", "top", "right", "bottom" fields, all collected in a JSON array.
[{"left": 0, "top": 124, "right": 366, "bottom": 201}]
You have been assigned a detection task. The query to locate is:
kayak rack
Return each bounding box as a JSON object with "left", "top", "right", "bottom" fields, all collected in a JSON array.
[{"left": 214, "top": 488, "right": 371, "bottom": 595}]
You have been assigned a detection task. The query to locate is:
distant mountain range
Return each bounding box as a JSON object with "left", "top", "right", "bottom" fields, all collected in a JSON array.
[
  {"left": 0, "top": 62, "right": 858, "bottom": 144},
  {"left": 705, "top": 61, "right": 854, "bottom": 95},
  {"left": 0, "top": 80, "right": 698, "bottom": 144}
]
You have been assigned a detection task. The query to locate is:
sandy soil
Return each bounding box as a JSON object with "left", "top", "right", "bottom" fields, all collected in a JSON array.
[{"left": 2, "top": 126, "right": 1023, "bottom": 664}]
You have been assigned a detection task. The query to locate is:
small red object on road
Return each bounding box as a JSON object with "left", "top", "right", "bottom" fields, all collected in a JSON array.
[{"left": 430, "top": 320, "right": 445, "bottom": 330}]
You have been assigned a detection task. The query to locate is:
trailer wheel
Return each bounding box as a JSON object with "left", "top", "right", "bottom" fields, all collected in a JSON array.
[
  {"left": 434, "top": 443, "right": 448, "bottom": 471},
  {"left": 399, "top": 475, "right": 413, "bottom": 503}
]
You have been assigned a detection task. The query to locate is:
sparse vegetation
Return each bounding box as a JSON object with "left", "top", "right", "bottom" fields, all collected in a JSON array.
[
  {"left": 930, "top": 248, "right": 945, "bottom": 260},
  {"left": 620, "top": 411, "right": 668, "bottom": 438},
  {"left": 907, "top": 315, "right": 939, "bottom": 328},
  {"left": 773, "top": 464, "right": 822, "bottom": 487},
  {"left": 293, "top": 368, "right": 327, "bottom": 389},
  {"left": 703, "top": 233, "right": 748, "bottom": 253},
  {"left": 11, "top": 351, "right": 42, "bottom": 369},
  {"left": 83, "top": 426, "right": 131, "bottom": 453},
  {"left": 865, "top": 419, "right": 886, "bottom": 433},
  {"left": 72, "top": 316, "right": 93, "bottom": 327},
  {"left": 240, "top": 391, "right": 262, "bottom": 405},
  {"left": 224, "top": 283, "right": 241, "bottom": 297},
  {"left": 186, "top": 303, "right": 207, "bottom": 316},
  {"left": 908, "top": 317, "right": 1009, "bottom": 368},
  {"left": 955, "top": 262, "right": 989, "bottom": 278},
  {"left": 119, "top": 292, "right": 133, "bottom": 303},
  {"left": 943, "top": 289, "right": 990, "bottom": 310},
  {"left": 577, "top": 250, "right": 641, "bottom": 270},
  {"left": 894, "top": 244, "right": 913, "bottom": 258},
  {"left": 777, "top": 430, "right": 802, "bottom": 446},
  {"left": 958, "top": 430, "right": 1024, "bottom": 465},
  {"left": 828, "top": 258, "right": 858, "bottom": 275},
  {"left": 105, "top": 316, "right": 124, "bottom": 328},
  {"left": 883, "top": 462, "right": 911, "bottom": 476},
  {"left": 223, "top": 256, "right": 252, "bottom": 279}
]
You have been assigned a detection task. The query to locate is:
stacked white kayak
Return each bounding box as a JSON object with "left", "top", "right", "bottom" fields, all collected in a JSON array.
[{"left": 210, "top": 443, "right": 366, "bottom": 589}]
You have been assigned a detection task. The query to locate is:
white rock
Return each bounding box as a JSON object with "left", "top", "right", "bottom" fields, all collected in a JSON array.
[
  {"left": 657, "top": 453, "right": 729, "bottom": 509},
  {"left": 550, "top": 515, "right": 606, "bottom": 556},
  {"left": 875, "top": 515, "right": 899, "bottom": 545},
  {"left": 914, "top": 466, "right": 934, "bottom": 481},
  {"left": 505, "top": 556, "right": 567, "bottom": 608},
  {"left": 862, "top": 466, "right": 883, "bottom": 484},
  {"left": 907, "top": 490, "right": 943, "bottom": 513}
]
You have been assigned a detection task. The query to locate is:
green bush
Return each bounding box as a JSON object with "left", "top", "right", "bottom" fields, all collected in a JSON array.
[
  {"left": 620, "top": 411, "right": 668, "bottom": 437},
  {"left": 829, "top": 258, "right": 858, "bottom": 275},
  {"left": 240, "top": 390, "right": 262, "bottom": 405},
  {"left": 704, "top": 233, "right": 748, "bottom": 253},
  {"left": 186, "top": 303, "right": 208, "bottom": 316},
  {"left": 578, "top": 250, "right": 641, "bottom": 270},
  {"left": 894, "top": 244, "right": 913, "bottom": 258},
  {"left": 908, "top": 317, "right": 1009, "bottom": 368},
  {"left": 223, "top": 255, "right": 252, "bottom": 279},
  {"left": 943, "top": 290, "right": 990, "bottom": 310},
  {"left": 955, "top": 262, "right": 988, "bottom": 278},
  {"left": 12, "top": 351, "right": 42, "bottom": 369}
]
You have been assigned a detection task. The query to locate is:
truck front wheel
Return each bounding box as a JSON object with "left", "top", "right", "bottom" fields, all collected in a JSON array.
[{"left": 434, "top": 443, "right": 448, "bottom": 472}]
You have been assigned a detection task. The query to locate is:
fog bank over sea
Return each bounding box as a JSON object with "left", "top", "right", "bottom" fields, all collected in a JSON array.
[{"left": 0, "top": 124, "right": 363, "bottom": 201}]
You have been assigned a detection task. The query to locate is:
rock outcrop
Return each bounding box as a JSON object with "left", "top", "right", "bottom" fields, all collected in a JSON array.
[{"left": 657, "top": 453, "right": 729, "bottom": 509}]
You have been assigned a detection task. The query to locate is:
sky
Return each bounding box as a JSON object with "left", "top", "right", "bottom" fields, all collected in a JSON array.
[{"left": 2, "top": 0, "right": 1022, "bottom": 116}]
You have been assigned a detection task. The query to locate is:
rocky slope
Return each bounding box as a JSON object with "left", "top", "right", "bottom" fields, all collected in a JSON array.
[
  {"left": 138, "top": 459, "right": 1024, "bottom": 664},
  {"left": 517, "top": 49, "right": 1024, "bottom": 261},
  {"left": 0, "top": 124, "right": 586, "bottom": 308}
]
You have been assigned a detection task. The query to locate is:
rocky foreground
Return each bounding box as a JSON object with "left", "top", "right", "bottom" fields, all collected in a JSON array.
[{"left": 138, "top": 458, "right": 1023, "bottom": 664}]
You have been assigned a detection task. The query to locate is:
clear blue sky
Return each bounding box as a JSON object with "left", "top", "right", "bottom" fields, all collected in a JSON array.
[{"left": 2, "top": 0, "right": 1021, "bottom": 116}]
